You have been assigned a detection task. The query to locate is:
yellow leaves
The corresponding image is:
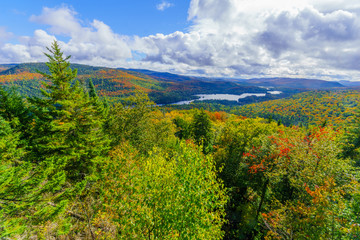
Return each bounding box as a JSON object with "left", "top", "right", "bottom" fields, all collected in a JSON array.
[
  {"left": 99, "top": 142, "right": 227, "bottom": 239},
  {"left": 304, "top": 178, "right": 336, "bottom": 205},
  {"left": 233, "top": 90, "right": 360, "bottom": 126},
  {"left": 0, "top": 71, "right": 43, "bottom": 83}
]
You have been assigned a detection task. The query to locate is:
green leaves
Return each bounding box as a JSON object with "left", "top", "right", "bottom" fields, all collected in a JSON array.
[{"left": 98, "top": 142, "right": 227, "bottom": 239}]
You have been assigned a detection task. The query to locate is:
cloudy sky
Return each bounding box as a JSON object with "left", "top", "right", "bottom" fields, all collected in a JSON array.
[{"left": 1, "top": 0, "right": 360, "bottom": 80}]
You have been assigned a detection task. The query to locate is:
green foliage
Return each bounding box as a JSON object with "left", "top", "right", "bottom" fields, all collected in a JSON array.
[
  {"left": 0, "top": 117, "right": 68, "bottom": 238},
  {"left": 108, "top": 91, "right": 176, "bottom": 153},
  {"left": 230, "top": 90, "right": 360, "bottom": 127},
  {"left": 9, "top": 41, "right": 111, "bottom": 237},
  {"left": 0, "top": 85, "right": 32, "bottom": 140},
  {"left": 191, "top": 108, "right": 214, "bottom": 153},
  {"left": 341, "top": 106, "right": 360, "bottom": 166},
  {"left": 97, "top": 142, "right": 227, "bottom": 239},
  {"left": 173, "top": 116, "right": 192, "bottom": 140},
  {"left": 214, "top": 117, "right": 280, "bottom": 238},
  {"left": 29, "top": 41, "right": 110, "bottom": 182}
]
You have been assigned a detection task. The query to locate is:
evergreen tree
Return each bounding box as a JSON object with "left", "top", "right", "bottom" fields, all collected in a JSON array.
[
  {"left": 0, "top": 116, "right": 67, "bottom": 238},
  {"left": 88, "top": 78, "right": 98, "bottom": 100},
  {"left": 341, "top": 106, "right": 360, "bottom": 167},
  {"left": 0, "top": 85, "right": 32, "bottom": 140},
  {"left": 191, "top": 108, "right": 213, "bottom": 153},
  {"left": 29, "top": 41, "right": 109, "bottom": 181},
  {"left": 88, "top": 78, "right": 109, "bottom": 121}
]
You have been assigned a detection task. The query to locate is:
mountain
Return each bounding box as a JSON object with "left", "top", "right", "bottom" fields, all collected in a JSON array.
[
  {"left": 230, "top": 90, "right": 360, "bottom": 126},
  {"left": 0, "top": 64, "right": 17, "bottom": 72},
  {"left": 0, "top": 63, "right": 348, "bottom": 104},
  {"left": 0, "top": 62, "right": 105, "bottom": 75},
  {"left": 242, "top": 78, "right": 344, "bottom": 89},
  {"left": 338, "top": 80, "right": 360, "bottom": 87},
  {"left": 0, "top": 63, "right": 266, "bottom": 104},
  {"left": 126, "top": 69, "right": 202, "bottom": 82},
  {"left": 125, "top": 69, "right": 345, "bottom": 90}
]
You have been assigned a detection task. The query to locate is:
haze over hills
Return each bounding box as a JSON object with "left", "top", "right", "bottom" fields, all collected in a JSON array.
[
  {"left": 127, "top": 68, "right": 346, "bottom": 89},
  {"left": 0, "top": 62, "right": 351, "bottom": 104},
  {"left": 339, "top": 80, "right": 360, "bottom": 87},
  {"left": 242, "top": 77, "right": 344, "bottom": 89}
]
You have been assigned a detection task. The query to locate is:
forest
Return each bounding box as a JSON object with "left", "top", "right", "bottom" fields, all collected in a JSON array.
[
  {"left": 0, "top": 62, "right": 297, "bottom": 106},
  {"left": 0, "top": 41, "right": 360, "bottom": 239}
]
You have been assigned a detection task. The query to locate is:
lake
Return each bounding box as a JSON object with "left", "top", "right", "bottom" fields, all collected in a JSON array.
[{"left": 171, "top": 92, "right": 282, "bottom": 105}]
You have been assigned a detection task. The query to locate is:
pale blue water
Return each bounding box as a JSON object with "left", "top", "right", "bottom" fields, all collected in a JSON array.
[{"left": 171, "top": 92, "right": 282, "bottom": 105}]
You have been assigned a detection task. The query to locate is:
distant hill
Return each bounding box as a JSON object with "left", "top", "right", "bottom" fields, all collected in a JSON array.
[
  {"left": 0, "top": 64, "right": 17, "bottom": 72},
  {"left": 338, "top": 80, "right": 360, "bottom": 87},
  {"left": 0, "top": 63, "right": 268, "bottom": 104},
  {"left": 242, "top": 78, "right": 344, "bottom": 89},
  {"left": 1, "top": 63, "right": 352, "bottom": 105},
  {"left": 126, "top": 69, "right": 201, "bottom": 82},
  {"left": 126, "top": 69, "right": 346, "bottom": 90},
  {"left": 0, "top": 63, "right": 106, "bottom": 75},
  {"left": 230, "top": 90, "right": 360, "bottom": 126}
]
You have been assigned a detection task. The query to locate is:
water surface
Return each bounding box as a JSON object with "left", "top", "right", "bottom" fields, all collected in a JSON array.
[{"left": 171, "top": 92, "right": 281, "bottom": 105}]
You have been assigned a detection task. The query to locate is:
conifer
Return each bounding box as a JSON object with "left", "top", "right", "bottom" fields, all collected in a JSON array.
[{"left": 29, "top": 41, "right": 109, "bottom": 182}]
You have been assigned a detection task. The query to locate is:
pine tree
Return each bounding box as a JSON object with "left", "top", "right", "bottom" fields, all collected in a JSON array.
[
  {"left": 88, "top": 78, "right": 109, "bottom": 120},
  {"left": 0, "top": 85, "right": 32, "bottom": 141},
  {"left": 191, "top": 108, "right": 213, "bottom": 153},
  {"left": 0, "top": 116, "right": 67, "bottom": 238},
  {"left": 29, "top": 41, "right": 109, "bottom": 182},
  {"left": 88, "top": 78, "right": 98, "bottom": 100}
]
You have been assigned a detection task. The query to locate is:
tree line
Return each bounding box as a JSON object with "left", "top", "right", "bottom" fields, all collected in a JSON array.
[{"left": 0, "top": 41, "right": 359, "bottom": 239}]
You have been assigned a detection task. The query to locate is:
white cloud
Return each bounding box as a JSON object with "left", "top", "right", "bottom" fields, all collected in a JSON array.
[
  {"left": 134, "top": 0, "right": 360, "bottom": 80},
  {"left": 156, "top": 1, "right": 174, "bottom": 11},
  {"left": 2, "top": 1, "right": 360, "bottom": 80},
  {"left": 0, "top": 6, "right": 132, "bottom": 67},
  {"left": 30, "top": 6, "right": 82, "bottom": 36}
]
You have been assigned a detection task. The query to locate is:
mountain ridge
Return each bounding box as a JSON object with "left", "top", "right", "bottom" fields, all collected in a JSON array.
[{"left": 0, "top": 62, "right": 350, "bottom": 104}]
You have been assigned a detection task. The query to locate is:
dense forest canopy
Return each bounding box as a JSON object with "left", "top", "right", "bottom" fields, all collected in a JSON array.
[{"left": 0, "top": 41, "right": 359, "bottom": 239}]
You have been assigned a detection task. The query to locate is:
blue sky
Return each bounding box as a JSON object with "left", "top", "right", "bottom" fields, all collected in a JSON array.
[
  {"left": 0, "top": 0, "right": 190, "bottom": 37},
  {"left": 1, "top": 0, "right": 360, "bottom": 80}
]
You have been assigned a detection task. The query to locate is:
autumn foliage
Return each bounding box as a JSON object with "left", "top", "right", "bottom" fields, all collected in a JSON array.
[{"left": 0, "top": 42, "right": 359, "bottom": 240}]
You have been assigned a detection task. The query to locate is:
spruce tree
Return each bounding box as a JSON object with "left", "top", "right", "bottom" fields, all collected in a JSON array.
[
  {"left": 0, "top": 85, "right": 32, "bottom": 141},
  {"left": 0, "top": 117, "right": 67, "bottom": 238},
  {"left": 191, "top": 108, "right": 213, "bottom": 153},
  {"left": 29, "top": 41, "right": 109, "bottom": 182}
]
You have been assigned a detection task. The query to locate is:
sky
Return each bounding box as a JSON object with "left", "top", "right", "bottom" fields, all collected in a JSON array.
[{"left": 1, "top": 0, "right": 360, "bottom": 81}]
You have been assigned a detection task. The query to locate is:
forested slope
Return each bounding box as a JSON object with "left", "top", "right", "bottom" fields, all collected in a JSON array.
[
  {"left": 0, "top": 63, "right": 267, "bottom": 104},
  {"left": 1, "top": 42, "right": 359, "bottom": 239},
  {"left": 230, "top": 90, "right": 360, "bottom": 126}
]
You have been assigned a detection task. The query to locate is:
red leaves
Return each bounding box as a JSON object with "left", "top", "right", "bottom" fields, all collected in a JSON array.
[
  {"left": 248, "top": 160, "right": 266, "bottom": 174},
  {"left": 243, "top": 146, "right": 273, "bottom": 174}
]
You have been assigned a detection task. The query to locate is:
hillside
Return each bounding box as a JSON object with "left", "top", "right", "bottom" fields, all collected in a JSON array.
[
  {"left": 0, "top": 63, "right": 268, "bottom": 104},
  {"left": 243, "top": 77, "right": 344, "bottom": 89},
  {"left": 1, "top": 43, "right": 360, "bottom": 240},
  {"left": 0, "top": 63, "right": 352, "bottom": 105},
  {"left": 229, "top": 90, "right": 360, "bottom": 126},
  {"left": 0, "top": 64, "right": 17, "bottom": 72}
]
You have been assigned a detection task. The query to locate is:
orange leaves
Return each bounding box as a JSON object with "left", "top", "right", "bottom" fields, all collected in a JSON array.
[
  {"left": 234, "top": 90, "right": 360, "bottom": 126},
  {"left": 248, "top": 160, "right": 266, "bottom": 174},
  {"left": 243, "top": 133, "right": 295, "bottom": 175},
  {"left": 304, "top": 178, "right": 336, "bottom": 205},
  {"left": 209, "top": 111, "right": 227, "bottom": 122},
  {"left": 0, "top": 71, "right": 43, "bottom": 83},
  {"left": 76, "top": 69, "right": 158, "bottom": 98},
  {"left": 243, "top": 148, "right": 273, "bottom": 175}
]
